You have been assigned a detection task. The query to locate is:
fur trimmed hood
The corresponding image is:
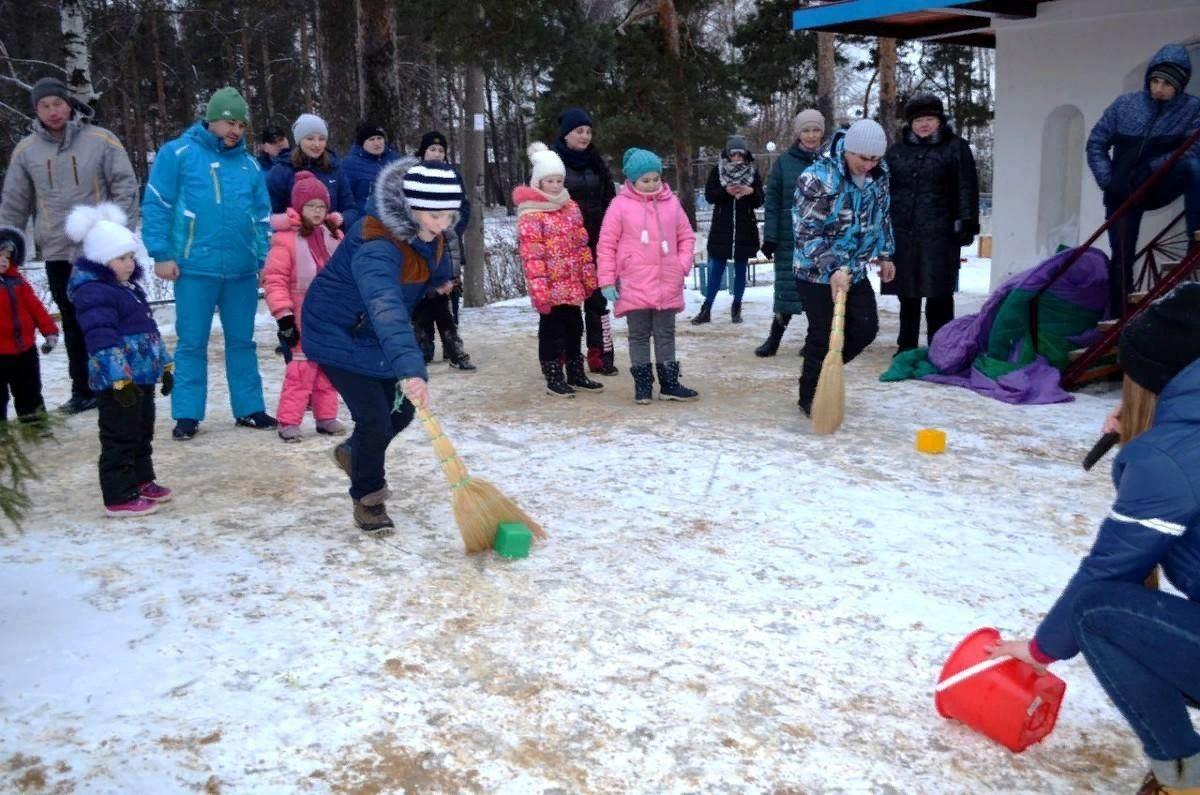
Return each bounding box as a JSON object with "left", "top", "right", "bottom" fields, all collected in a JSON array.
[{"left": 0, "top": 226, "right": 27, "bottom": 269}]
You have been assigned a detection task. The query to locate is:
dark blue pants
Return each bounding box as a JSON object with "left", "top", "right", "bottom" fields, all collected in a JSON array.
[
  {"left": 703, "top": 256, "right": 748, "bottom": 303},
  {"left": 1104, "top": 157, "right": 1200, "bottom": 317},
  {"left": 1071, "top": 580, "right": 1200, "bottom": 761},
  {"left": 323, "top": 365, "right": 415, "bottom": 500}
]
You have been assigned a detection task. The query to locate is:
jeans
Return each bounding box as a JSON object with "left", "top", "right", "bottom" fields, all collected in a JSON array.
[
  {"left": 323, "top": 365, "right": 415, "bottom": 500},
  {"left": 796, "top": 278, "right": 879, "bottom": 406},
  {"left": 625, "top": 309, "right": 677, "bottom": 367},
  {"left": 97, "top": 385, "right": 156, "bottom": 505},
  {"left": 1104, "top": 157, "right": 1200, "bottom": 317},
  {"left": 537, "top": 305, "right": 584, "bottom": 362},
  {"left": 1071, "top": 580, "right": 1200, "bottom": 761},
  {"left": 172, "top": 273, "right": 265, "bottom": 421},
  {"left": 703, "top": 257, "right": 748, "bottom": 303},
  {"left": 45, "top": 260, "right": 91, "bottom": 398},
  {"left": 897, "top": 295, "right": 955, "bottom": 351}
]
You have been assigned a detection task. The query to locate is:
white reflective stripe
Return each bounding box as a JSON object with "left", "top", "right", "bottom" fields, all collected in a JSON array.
[
  {"left": 182, "top": 209, "right": 197, "bottom": 218},
  {"left": 1109, "top": 510, "right": 1186, "bottom": 537},
  {"left": 147, "top": 183, "right": 173, "bottom": 208},
  {"left": 258, "top": 215, "right": 271, "bottom": 223},
  {"left": 174, "top": 144, "right": 190, "bottom": 155}
]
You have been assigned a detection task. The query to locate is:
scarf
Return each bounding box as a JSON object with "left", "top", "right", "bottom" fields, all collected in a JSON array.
[
  {"left": 554, "top": 138, "right": 598, "bottom": 172},
  {"left": 516, "top": 187, "right": 571, "bottom": 218},
  {"left": 718, "top": 157, "right": 754, "bottom": 188},
  {"left": 304, "top": 226, "right": 331, "bottom": 265}
]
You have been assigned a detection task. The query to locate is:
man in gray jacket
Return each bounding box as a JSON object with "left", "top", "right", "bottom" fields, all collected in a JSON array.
[{"left": 0, "top": 77, "right": 139, "bottom": 414}]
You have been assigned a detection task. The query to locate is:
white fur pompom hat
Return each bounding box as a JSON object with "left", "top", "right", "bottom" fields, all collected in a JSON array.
[
  {"left": 527, "top": 142, "right": 565, "bottom": 188},
  {"left": 65, "top": 203, "right": 147, "bottom": 265}
]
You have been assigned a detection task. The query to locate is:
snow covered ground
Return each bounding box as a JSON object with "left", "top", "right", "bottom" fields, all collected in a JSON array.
[{"left": 0, "top": 256, "right": 1143, "bottom": 793}]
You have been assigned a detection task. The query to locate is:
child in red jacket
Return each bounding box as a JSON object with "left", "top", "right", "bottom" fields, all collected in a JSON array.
[{"left": 0, "top": 226, "right": 58, "bottom": 422}]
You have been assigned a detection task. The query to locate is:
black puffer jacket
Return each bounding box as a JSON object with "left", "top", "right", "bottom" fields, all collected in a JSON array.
[
  {"left": 882, "top": 124, "right": 979, "bottom": 298},
  {"left": 704, "top": 153, "right": 764, "bottom": 261},
  {"left": 552, "top": 140, "right": 616, "bottom": 252}
]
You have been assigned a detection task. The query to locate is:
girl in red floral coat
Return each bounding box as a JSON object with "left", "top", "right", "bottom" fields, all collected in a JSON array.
[{"left": 515, "top": 142, "right": 604, "bottom": 398}]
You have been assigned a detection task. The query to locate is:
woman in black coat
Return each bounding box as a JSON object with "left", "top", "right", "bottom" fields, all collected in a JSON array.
[
  {"left": 552, "top": 107, "right": 619, "bottom": 375},
  {"left": 883, "top": 94, "right": 980, "bottom": 352},
  {"left": 692, "top": 135, "right": 764, "bottom": 325}
]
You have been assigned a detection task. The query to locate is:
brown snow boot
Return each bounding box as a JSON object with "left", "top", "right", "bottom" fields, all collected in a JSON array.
[{"left": 353, "top": 488, "right": 394, "bottom": 536}]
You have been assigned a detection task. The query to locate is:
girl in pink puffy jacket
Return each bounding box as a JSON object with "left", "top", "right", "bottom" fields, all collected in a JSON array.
[
  {"left": 596, "top": 147, "right": 698, "bottom": 404},
  {"left": 262, "top": 171, "right": 345, "bottom": 442},
  {"left": 515, "top": 142, "right": 604, "bottom": 398}
]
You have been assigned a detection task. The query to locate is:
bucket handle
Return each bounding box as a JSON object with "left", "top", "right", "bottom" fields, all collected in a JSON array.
[{"left": 935, "top": 655, "right": 1011, "bottom": 693}]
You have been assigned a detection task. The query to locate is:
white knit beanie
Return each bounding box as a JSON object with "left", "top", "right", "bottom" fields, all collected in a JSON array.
[
  {"left": 65, "top": 203, "right": 141, "bottom": 265},
  {"left": 843, "top": 119, "right": 888, "bottom": 158},
  {"left": 292, "top": 113, "right": 329, "bottom": 142},
  {"left": 527, "top": 142, "right": 565, "bottom": 188}
]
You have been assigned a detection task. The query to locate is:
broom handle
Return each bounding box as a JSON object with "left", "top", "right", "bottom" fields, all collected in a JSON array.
[
  {"left": 407, "top": 396, "right": 472, "bottom": 490},
  {"left": 830, "top": 271, "right": 849, "bottom": 355}
]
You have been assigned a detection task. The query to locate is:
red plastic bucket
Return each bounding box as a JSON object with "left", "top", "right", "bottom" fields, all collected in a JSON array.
[{"left": 935, "top": 627, "right": 1067, "bottom": 752}]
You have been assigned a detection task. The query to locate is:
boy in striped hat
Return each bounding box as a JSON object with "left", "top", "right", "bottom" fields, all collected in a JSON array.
[{"left": 300, "top": 158, "right": 464, "bottom": 534}]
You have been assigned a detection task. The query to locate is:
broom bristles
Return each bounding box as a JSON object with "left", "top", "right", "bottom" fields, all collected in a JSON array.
[
  {"left": 452, "top": 478, "right": 547, "bottom": 554},
  {"left": 411, "top": 400, "right": 546, "bottom": 553},
  {"left": 810, "top": 350, "right": 844, "bottom": 434}
]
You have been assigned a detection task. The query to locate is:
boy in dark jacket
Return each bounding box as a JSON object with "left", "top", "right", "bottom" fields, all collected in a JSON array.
[
  {"left": 0, "top": 226, "right": 58, "bottom": 422},
  {"left": 301, "top": 159, "right": 458, "bottom": 534},
  {"left": 66, "top": 204, "right": 173, "bottom": 518}
]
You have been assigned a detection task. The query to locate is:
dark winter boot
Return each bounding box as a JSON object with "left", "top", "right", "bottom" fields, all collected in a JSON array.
[
  {"left": 331, "top": 440, "right": 353, "bottom": 478},
  {"left": 754, "top": 314, "right": 789, "bottom": 357},
  {"left": 354, "top": 488, "right": 394, "bottom": 536},
  {"left": 598, "top": 347, "right": 619, "bottom": 376},
  {"left": 798, "top": 377, "right": 815, "bottom": 417},
  {"left": 414, "top": 322, "right": 435, "bottom": 364},
  {"left": 541, "top": 361, "right": 576, "bottom": 398},
  {"left": 656, "top": 361, "right": 699, "bottom": 401},
  {"left": 565, "top": 356, "right": 604, "bottom": 392},
  {"left": 442, "top": 328, "right": 477, "bottom": 371},
  {"left": 731, "top": 300, "right": 744, "bottom": 324},
  {"left": 630, "top": 363, "right": 655, "bottom": 404},
  {"left": 690, "top": 300, "right": 713, "bottom": 325}
]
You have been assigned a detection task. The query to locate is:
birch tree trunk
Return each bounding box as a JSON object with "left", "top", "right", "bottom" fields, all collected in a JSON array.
[{"left": 60, "top": 0, "right": 98, "bottom": 105}]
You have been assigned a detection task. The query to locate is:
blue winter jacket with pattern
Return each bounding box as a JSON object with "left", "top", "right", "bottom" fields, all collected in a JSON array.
[
  {"left": 142, "top": 122, "right": 272, "bottom": 279},
  {"left": 301, "top": 158, "right": 455, "bottom": 381},
  {"left": 1086, "top": 44, "right": 1200, "bottom": 194},
  {"left": 1035, "top": 358, "right": 1200, "bottom": 661},
  {"left": 67, "top": 258, "right": 172, "bottom": 390},
  {"left": 792, "top": 131, "right": 894, "bottom": 285}
]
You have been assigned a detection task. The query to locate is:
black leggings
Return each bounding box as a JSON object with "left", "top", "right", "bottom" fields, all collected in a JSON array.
[{"left": 538, "top": 305, "right": 584, "bottom": 362}]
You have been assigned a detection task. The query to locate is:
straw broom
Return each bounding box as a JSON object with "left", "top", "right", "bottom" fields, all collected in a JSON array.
[
  {"left": 810, "top": 274, "right": 849, "bottom": 435},
  {"left": 406, "top": 392, "right": 547, "bottom": 553}
]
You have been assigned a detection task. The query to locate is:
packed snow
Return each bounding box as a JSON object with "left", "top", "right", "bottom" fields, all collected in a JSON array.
[{"left": 1, "top": 255, "right": 1144, "bottom": 793}]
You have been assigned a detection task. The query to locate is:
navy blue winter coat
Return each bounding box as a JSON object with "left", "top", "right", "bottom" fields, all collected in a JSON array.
[
  {"left": 67, "top": 258, "right": 172, "bottom": 390},
  {"left": 1086, "top": 44, "right": 1200, "bottom": 195},
  {"left": 266, "top": 150, "right": 360, "bottom": 228},
  {"left": 341, "top": 144, "right": 400, "bottom": 214},
  {"left": 301, "top": 159, "right": 454, "bottom": 381},
  {"left": 1035, "top": 358, "right": 1200, "bottom": 660}
]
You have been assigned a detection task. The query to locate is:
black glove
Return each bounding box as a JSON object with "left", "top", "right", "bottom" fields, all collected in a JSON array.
[
  {"left": 277, "top": 315, "right": 299, "bottom": 349},
  {"left": 161, "top": 369, "right": 174, "bottom": 397},
  {"left": 114, "top": 381, "right": 138, "bottom": 408},
  {"left": 760, "top": 241, "right": 777, "bottom": 260}
]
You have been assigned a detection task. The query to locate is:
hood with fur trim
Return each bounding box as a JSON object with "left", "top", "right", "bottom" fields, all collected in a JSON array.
[{"left": 0, "top": 226, "right": 27, "bottom": 269}]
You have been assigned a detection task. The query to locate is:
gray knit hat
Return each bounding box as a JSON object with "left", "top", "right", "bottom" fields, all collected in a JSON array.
[
  {"left": 843, "top": 119, "right": 888, "bottom": 157},
  {"left": 794, "top": 109, "right": 826, "bottom": 137},
  {"left": 725, "top": 134, "right": 749, "bottom": 154},
  {"left": 292, "top": 113, "right": 329, "bottom": 142}
]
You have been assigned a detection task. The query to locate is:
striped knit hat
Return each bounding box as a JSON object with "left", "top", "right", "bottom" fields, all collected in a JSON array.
[{"left": 402, "top": 162, "right": 464, "bottom": 211}]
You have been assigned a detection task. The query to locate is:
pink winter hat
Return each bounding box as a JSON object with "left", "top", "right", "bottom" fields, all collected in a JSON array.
[{"left": 291, "top": 170, "right": 330, "bottom": 212}]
